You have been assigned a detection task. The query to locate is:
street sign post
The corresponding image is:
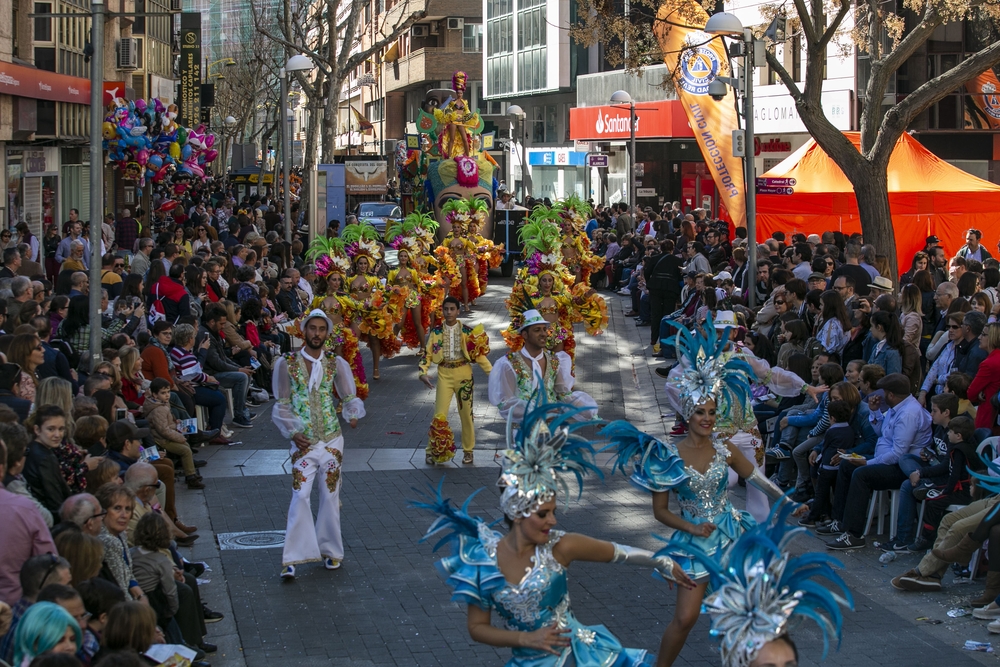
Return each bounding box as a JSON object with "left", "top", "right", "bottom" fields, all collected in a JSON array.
[{"left": 587, "top": 153, "right": 609, "bottom": 168}]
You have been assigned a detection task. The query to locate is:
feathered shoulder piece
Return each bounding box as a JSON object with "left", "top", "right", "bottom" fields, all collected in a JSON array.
[
  {"left": 691, "top": 502, "right": 854, "bottom": 667},
  {"left": 599, "top": 420, "right": 689, "bottom": 493},
  {"left": 498, "top": 383, "right": 603, "bottom": 519},
  {"left": 410, "top": 479, "right": 506, "bottom": 609},
  {"left": 666, "top": 315, "right": 755, "bottom": 420}
]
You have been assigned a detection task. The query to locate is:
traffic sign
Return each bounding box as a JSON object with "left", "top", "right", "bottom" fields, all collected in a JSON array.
[
  {"left": 756, "top": 177, "right": 797, "bottom": 187},
  {"left": 587, "top": 153, "right": 609, "bottom": 167},
  {"left": 637, "top": 188, "right": 657, "bottom": 197},
  {"left": 757, "top": 186, "right": 794, "bottom": 195}
]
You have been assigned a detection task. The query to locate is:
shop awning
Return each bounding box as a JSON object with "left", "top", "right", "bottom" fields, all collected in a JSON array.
[{"left": 0, "top": 61, "right": 90, "bottom": 104}]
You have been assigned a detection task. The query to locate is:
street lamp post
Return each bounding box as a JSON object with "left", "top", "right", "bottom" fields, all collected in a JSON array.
[
  {"left": 610, "top": 91, "right": 636, "bottom": 218},
  {"left": 705, "top": 13, "right": 758, "bottom": 307},
  {"left": 87, "top": 0, "right": 105, "bottom": 370},
  {"left": 505, "top": 105, "right": 527, "bottom": 202},
  {"left": 281, "top": 54, "right": 315, "bottom": 244}
]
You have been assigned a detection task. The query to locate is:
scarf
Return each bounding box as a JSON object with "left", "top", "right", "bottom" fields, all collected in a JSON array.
[
  {"left": 300, "top": 348, "right": 325, "bottom": 391},
  {"left": 519, "top": 348, "right": 545, "bottom": 391}
]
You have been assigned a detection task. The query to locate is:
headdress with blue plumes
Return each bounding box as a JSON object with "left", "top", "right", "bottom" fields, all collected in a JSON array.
[
  {"left": 664, "top": 315, "right": 755, "bottom": 420},
  {"left": 968, "top": 451, "right": 1000, "bottom": 494},
  {"left": 686, "top": 502, "right": 854, "bottom": 667},
  {"left": 498, "top": 379, "right": 603, "bottom": 519},
  {"left": 599, "top": 420, "right": 689, "bottom": 492}
]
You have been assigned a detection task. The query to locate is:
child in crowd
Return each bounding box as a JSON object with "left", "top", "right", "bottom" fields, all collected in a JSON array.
[
  {"left": 141, "top": 378, "right": 203, "bottom": 490},
  {"left": 859, "top": 363, "right": 885, "bottom": 400},
  {"left": 909, "top": 415, "right": 984, "bottom": 549},
  {"left": 946, "top": 371, "right": 977, "bottom": 419},
  {"left": 76, "top": 578, "right": 127, "bottom": 666},
  {"left": 801, "top": 399, "right": 854, "bottom": 526}
]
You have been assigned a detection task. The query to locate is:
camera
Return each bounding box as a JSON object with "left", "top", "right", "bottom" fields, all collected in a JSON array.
[{"left": 708, "top": 79, "right": 729, "bottom": 101}]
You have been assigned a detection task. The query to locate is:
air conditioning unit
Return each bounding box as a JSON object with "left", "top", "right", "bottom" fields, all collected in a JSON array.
[
  {"left": 117, "top": 38, "right": 138, "bottom": 70},
  {"left": 170, "top": 0, "right": 181, "bottom": 10},
  {"left": 411, "top": 25, "right": 428, "bottom": 38},
  {"left": 447, "top": 18, "right": 464, "bottom": 30}
]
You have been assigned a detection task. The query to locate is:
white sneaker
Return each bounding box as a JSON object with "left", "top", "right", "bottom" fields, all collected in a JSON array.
[
  {"left": 975, "top": 602, "right": 1000, "bottom": 620},
  {"left": 221, "top": 425, "right": 234, "bottom": 439},
  {"left": 280, "top": 565, "right": 295, "bottom": 580},
  {"left": 617, "top": 288, "right": 631, "bottom": 295},
  {"left": 989, "top": 619, "right": 1000, "bottom": 634}
]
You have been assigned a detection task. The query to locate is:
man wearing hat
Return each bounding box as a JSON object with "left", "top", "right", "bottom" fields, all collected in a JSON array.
[
  {"left": 418, "top": 296, "right": 493, "bottom": 466},
  {"left": 808, "top": 271, "right": 829, "bottom": 293},
  {"left": 488, "top": 310, "right": 597, "bottom": 427},
  {"left": 272, "top": 308, "right": 366, "bottom": 580},
  {"left": 867, "top": 275, "right": 894, "bottom": 297}
]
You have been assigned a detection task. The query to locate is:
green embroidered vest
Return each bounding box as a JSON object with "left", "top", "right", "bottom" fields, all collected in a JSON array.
[{"left": 285, "top": 351, "right": 342, "bottom": 442}]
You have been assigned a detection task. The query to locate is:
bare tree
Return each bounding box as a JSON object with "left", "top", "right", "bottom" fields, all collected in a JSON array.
[
  {"left": 250, "top": 0, "right": 427, "bottom": 168},
  {"left": 575, "top": 0, "right": 1000, "bottom": 276}
]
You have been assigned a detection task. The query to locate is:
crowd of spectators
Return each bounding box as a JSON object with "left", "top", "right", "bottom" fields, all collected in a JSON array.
[
  {"left": 591, "top": 202, "right": 1000, "bottom": 627},
  {"left": 0, "top": 187, "right": 315, "bottom": 667}
]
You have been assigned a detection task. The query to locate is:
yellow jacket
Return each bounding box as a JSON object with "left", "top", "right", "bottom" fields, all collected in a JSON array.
[{"left": 418, "top": 321, "right": 492, "bottom": 376}]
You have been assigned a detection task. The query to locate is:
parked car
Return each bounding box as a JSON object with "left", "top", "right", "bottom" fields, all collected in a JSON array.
[{"left": 354, "top": 202, "right": 402, "bottom": 237}]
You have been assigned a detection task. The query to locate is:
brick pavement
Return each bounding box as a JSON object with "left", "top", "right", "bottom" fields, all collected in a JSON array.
[{"left": 175, "top": 277, "right": 998, "bottom": 666}]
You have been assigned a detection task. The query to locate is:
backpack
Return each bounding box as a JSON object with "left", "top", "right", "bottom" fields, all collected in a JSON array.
[{"left": 148, "top": 283, "right": 170, "bottom": 326}]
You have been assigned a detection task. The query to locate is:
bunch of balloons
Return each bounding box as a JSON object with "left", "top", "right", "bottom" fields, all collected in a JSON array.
[{"left": 102, "top": 96, "right": 219, "bottom": 186}]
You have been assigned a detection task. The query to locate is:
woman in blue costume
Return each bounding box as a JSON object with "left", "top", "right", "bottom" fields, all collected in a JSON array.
[
  {"left": 694, "top": 503, "right": 853, "bottom": 667},
  {"left": 413, "top": 396, "right": 696, "bottom": 666},
  {"left": 603, "top": 316, "right": 806, "bottom": 667}
]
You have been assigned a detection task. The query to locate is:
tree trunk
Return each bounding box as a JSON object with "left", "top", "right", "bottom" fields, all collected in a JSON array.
[
  {"left": 850, "top": 165, "right": 897, "bottom": 280},
  {"left": 322, "top": 94, "right": 339, "bottom": 163}
]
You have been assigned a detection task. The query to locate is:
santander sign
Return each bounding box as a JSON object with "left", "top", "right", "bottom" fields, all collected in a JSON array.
[
  {"left": 570, "top": 101, "right": 694, "bottom": 141},
  {"left": 595, "top": 111, "right": 638, "bottom": 135}
]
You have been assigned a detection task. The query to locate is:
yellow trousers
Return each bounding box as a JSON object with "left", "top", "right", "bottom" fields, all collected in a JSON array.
[{"left": 431, "top": 364, "right": 475, "bottom": 454}]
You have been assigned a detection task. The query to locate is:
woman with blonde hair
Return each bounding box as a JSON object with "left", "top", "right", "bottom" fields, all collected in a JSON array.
[
  {"left": 118, "top": 344, "right": 149, "bottom": 407},
  {"left": 899, "top": 283, "right": 924, "bottom": 350},
  {"left": 54, "top": 530, "right": 105, "bottom": 586},
  {"left": 7, "top": 332, "right": 45, "bottom": 402},
  {"left": 218, "top": 299, "right": 256, "bottom": 367}
]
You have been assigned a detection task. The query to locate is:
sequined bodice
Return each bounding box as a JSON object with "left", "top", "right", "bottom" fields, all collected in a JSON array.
[
  {"left": 491, "top": 530, "right": 571, "bottom": 632},
  {"left": 671, "top": 439, "right": 738, "bottom": 521}
]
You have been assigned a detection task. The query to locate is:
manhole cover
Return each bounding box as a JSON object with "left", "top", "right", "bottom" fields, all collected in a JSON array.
[{"left": 217, "top": 531, "right": 286, "bottom": 550}]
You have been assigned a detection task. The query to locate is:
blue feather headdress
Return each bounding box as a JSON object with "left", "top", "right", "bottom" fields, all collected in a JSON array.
[
  {"left": 688, "top": 502, "right": 854, "bottom": 667},
  {"left": 498, "top": 379, "right": 603, "bottom": 519},
  {"left": 664, "top": 315, "right": 755, "bottom": 420},
  {"left": 968, "top": 451, "right": 1000, "bottom": 495}
]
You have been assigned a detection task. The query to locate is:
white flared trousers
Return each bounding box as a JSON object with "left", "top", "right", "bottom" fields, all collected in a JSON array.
[
  {"left": 282, "top": 436, "right": 345, "bottom": 566},
  {"left": 728, "top": 431, "right": 770, "bottom": 523}
]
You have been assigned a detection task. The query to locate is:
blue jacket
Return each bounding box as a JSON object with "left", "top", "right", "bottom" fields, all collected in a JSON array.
[
  {"left": 867, "top": 342, "right": 902, "bottom": 375},
  {"left": 788, "top": 394, "right": 827, "bottom": 429}
]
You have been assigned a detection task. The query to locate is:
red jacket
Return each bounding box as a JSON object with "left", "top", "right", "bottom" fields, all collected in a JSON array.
[{"left": 968, "top": 348, "right": 1000, "bottom": 431}]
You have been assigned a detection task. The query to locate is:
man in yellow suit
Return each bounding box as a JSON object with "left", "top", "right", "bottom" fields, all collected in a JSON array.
[{"left": 418, "top": 295, "right": 492, "bottom": 465}]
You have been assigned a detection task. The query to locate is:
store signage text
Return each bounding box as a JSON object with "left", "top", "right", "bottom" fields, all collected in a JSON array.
[{"left": 754, "top": 138, "right": 792, "bottom": 155}]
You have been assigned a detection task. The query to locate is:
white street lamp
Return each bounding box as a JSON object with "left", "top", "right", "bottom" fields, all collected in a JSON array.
[
  {"left": 506, "top": 105, "right": 528, "bottom": 202},
  {"left": 609, "top": 90, "right": 636, "bottom": 218},
  {"left": 281, "top": 55, "right": 315, "bottom": 243},
  {"left": 704, "top": 13, "right": 759, "bottom": 307}
]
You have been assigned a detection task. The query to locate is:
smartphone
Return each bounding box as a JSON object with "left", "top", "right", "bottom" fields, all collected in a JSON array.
[{"left": 115, "top": 408, "right": 127, "bottom": 422}]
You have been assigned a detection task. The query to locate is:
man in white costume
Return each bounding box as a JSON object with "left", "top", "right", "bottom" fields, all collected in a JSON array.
[
  {"left": 272, "top": 309, "right": 366, "bottom": 580},
  {"left": 488, "top": 309, "right": 598, "bottom": 427}
]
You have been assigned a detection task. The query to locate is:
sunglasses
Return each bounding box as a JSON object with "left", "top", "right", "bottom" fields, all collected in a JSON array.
[
  {"left": 774, "top": 300, "right": 786, "bottom": 305},
  {"left": 948, "top": 324, "right": 963, "bottom": 329},
  {"left": 114, "top": 263, "right": 124, "bottom": 268}
]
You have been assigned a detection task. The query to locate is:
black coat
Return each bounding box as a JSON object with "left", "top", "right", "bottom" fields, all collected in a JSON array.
[
  {"left": 23, "top": 441, "right": 71, "bottom": 513},
  {"left": 0, "top": 389, "right": 31, "bottom": 422}
]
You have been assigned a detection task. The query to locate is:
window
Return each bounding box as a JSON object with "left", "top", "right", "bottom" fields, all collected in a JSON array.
[
  {"left": 34, "top": 2, "right": 52, "bottom": 41},
  {"left": 486, "top": 0, "right": 514, "bottom": 95},
  {"left": 463, "top": 23, "right": 483, "bottom": 52},
  {"left": 365, "top": 99, "right": 384, "bottom": 122},
  {"left": 532, "top": 105, "right": 544, "bottom": 143},
  {"left": 34, "top": 46, "right": 56, "bottom": 72},
  {"left": 134, "top": 0, "right": 145, "bottom": 33}
]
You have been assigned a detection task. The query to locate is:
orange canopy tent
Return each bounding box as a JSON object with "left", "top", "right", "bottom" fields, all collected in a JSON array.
[{"left": 756, "top": 132, "right": 1000, "bottom": 275}]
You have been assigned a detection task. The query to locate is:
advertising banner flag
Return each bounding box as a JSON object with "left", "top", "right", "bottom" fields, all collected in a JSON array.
[
  {"left": 654, "top": 0, "right": 746, "bottom": 225},
  {"left": 964, "top": 68, "right": 1000, "bottom": 130}
]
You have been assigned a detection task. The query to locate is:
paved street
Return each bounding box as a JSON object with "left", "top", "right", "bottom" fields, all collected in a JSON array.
[{"left": 175, "top": 276, "right": 999, "bottom": 666}]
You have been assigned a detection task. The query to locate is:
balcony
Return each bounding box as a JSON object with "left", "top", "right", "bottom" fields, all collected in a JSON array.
[{"left": 382, "top": 46, "right": 482, "bottom": 93}]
